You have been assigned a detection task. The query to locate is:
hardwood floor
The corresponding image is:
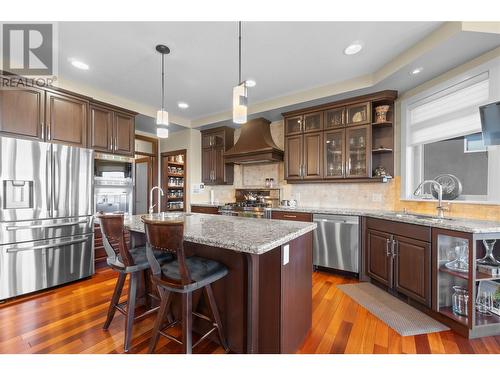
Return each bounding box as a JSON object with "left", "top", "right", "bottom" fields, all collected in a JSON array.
[{"left": 0, "top": 268, "right": 499, "bottom": 354}]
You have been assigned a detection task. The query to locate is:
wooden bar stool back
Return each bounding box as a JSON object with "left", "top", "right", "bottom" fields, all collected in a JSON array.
[
  {"left": 142, "top": 216, "right": 229, "bottom": 354},
  {"left": 98, "top": 213, "right": 170, "bottom": 352}
]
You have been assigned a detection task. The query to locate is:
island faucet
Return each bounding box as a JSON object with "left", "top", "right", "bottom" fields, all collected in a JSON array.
[
  {"left": 149, "top": 186, "right": 165, "bottom": 214},
  {"left": 413, "top": 180, "right": 448, "bottom": 218}
]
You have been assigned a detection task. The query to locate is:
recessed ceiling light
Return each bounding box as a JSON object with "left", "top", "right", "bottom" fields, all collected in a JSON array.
[
  {"left": 411, "top": 67, "right": 423, "bottom": 75},
  {"left": 177, "top": 102, "right": 189, "bottom": 109},
  {"left": 344, "top": 41, "right": 363, "bottom": 55},
  {"left": 245, "top": 79, "right": 256, "bottom": 88},
  {"left": 70, "top": 59, "right": 89, "bottom": 70}
]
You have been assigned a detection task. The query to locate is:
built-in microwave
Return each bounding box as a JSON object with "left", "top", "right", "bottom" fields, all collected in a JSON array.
[{"left": 94, "top": 153, "right": 134, "bottom": 216}]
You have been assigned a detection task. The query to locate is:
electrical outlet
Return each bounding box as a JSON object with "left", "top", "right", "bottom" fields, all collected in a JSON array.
[
  {"left": 372, "top": 193, "right": 382, "bottom": 202},
  {"left": 283, "top": 244, "right": 289, "bottom": 265}
]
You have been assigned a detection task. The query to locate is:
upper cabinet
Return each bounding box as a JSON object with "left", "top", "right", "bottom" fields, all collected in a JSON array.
[
  {"left": 89, "top": 104, "right": 113, "bottom": 152},
  {"left": 89, "top": 104, "right": 135, "bottom": 156},
  {"left": 46, "top": 91, "right": 89, "bottom": 147},
  {"left": 345, "top": 102, "right": 371, "bottom": 126},
  {"left": 284, "top": 111, "right": 323, "bottom": 136},
  {"left": 0, "top": 74, "right": 136, "bottom": 152},
  {"left": 283, "top": 90, "right": 397, "bottom": 183},
  {"left": 112, "top": 111, "right": 135, "bottom": 156},
  {"left": 201, "top": 126, "right": 234, "bottom": 185},
  {"left": 0, "top": 86, "right": 45, "bottom": 140}
]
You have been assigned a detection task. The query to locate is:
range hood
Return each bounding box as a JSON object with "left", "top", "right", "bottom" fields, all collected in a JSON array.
[{"left": 224, "top": 117, "right": 284, "bottom": 164}]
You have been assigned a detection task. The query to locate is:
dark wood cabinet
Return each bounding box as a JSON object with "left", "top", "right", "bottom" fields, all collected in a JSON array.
[
  {"left": 367, "top": 229, "right": 392, "bottom": 287},
  {"left": 0, "top": 86, "right": 45, "bottom": 140},
  {"left": 283, "top": 90, "right": 397, "bottom": 183},
  {"left": 303, "top": 132, "right": 323, "bottom": 179},
  {"left": 271, "top": 210, "right": 312, "bottom": 222},
  {"left": 0, "top": 74, "right": 137, "bottom": 151},
  {"left": 284, "top": 132, "right": 322, "bottom": 181},
  {"left": 285, "top": 135, "right": 303, "bottom": 181},
  {"left": 191, "top": 205, "right": 219, "bottom": 215},
  {"left": 345, "top": 102, "right": 371, "bottom": 126},
  {"left": 201, "top": 126, "right": 234, "bottom": 185},
  {"left": 46, "top": 91, "right": 89, "bottom": 147},
  {"left": 89, "top": 104, "right": 113, "bottom": 152},
  {"left": 284, "top": 115, "right": 303, "bottom": 136},
  {"left": 324, "top": 129, "right": 345, "bottom": 179},
  {"left": 345, "top": 124, "right": 371, "bottom": 178},
  {"left": 89, "top": 104, "right": 135, "bottom": 156},
  {"left": 113, "top": 111, "right": 135, "bottom": 156},
  {"left": 365, "top": 218, "right": 432, "bottom": 307},
  {"left": 393, "top": 235, "right": 431, "bottom": 306}
]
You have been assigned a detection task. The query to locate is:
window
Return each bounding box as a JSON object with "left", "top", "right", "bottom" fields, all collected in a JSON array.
[{"left": 401, "top": 58, "right": 500, "bottom": 203}]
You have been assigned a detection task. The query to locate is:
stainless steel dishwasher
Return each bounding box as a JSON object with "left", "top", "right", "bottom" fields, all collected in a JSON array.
[{"left": 313, "top": 214, "right": 359, "bottom": 274}]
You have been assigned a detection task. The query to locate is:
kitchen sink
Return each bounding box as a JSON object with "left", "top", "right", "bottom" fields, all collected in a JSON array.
[{"left": 392, "top": 212, "right": 454, "bottom": 221}]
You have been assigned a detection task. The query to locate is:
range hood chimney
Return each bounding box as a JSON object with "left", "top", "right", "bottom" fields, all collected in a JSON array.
[{"left": 224, "top": 117, "right": 284, "bottom": 164}]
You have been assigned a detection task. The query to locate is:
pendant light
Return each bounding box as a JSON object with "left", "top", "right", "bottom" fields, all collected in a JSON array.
[
  {"left": 156, "top": 44, "right": 170, "bottom": 138},
  {"left": 233, "top": 21, "right": 248, "bottom": 124}
]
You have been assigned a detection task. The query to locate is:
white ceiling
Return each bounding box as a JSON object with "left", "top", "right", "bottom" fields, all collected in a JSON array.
[
  {"left": 56, "top": 22, "right": 500, "bottom": 134},
  {"left": 58, "top": 22, "right": 442, "bottom": 121}
]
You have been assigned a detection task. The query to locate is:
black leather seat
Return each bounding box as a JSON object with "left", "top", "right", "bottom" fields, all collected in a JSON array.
[
  {"left": 160, "top": 256, "right": 228, "bottom": 292},
  {"left": 110, "top": 246, "right": 173, "bottom": 271}
]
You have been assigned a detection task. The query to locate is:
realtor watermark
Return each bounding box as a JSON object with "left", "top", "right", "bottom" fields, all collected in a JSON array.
[{"left": 0, "top": 22, "right": 58, "bottom": 88}]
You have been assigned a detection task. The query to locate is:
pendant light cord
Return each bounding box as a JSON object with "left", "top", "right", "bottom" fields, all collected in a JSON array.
[
  {"left": 238, "top": 21, "right": 242, "bottom": 84},
  {"left": 161, "top": 52, "right": 165, "bottom": 111}
]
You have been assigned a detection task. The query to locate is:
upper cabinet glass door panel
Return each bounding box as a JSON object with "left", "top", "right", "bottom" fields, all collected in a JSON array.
[
  {"left": 285, "top": 116, "right": 303, "bottom": 135},
  {"left": 303, "top": 112, "right": 323, "bottom": 133},
  {"left": 346, "top": 102, "right": 371, "bottom": 126},
  {"left": 324, "top": 107, "right": 345, "bottom": 129},
  {"left": 346, "top": 125, "right": 370, "bottom": 178},
  {"left": 324, "top": 130, "right": 344, "bottom": 178}
]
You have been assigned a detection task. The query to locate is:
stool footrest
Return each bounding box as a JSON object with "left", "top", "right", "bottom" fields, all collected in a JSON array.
[
  {"left": 192, "top": 327, "right": 217, "bottom": 349},
  {"left": 159, "top": 330, "right": 183, "bottom": 345}
]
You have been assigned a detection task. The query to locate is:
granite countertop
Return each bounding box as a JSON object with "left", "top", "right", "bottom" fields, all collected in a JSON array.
[
  {"left": 125, "top": 213, "right": 317, "bottom": 255},
  {"left": 273, "top": 206, "right": 500, "bottom": 234}
]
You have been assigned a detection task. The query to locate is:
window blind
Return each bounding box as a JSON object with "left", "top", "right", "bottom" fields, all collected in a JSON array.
[{"left": 407, "top": 72, "right": 490, "bottom": 145}]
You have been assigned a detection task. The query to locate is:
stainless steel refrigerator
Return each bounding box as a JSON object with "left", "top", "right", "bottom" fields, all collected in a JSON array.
[{"left": 0, "top": 136, "right": 94, "bottom": 300}]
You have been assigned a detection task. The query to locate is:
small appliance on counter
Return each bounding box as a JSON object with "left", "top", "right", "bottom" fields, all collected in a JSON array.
[{"left": 94, "top": 153, "right": 134, "bottom": 216}]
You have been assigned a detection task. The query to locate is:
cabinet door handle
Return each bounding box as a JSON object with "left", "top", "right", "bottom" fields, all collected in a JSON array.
[
  {"left": 392, "top": 239, "right": 398, "bottom": 258},
  {"left": 386, "top": 238, "right": 391, "bottom": 257}
]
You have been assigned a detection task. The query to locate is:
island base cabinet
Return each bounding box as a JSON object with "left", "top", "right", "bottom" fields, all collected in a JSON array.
[
  {"left": 257, "top": 232, "right": 313, "bottom": 353},
  {"left": 151, "top": 232, "right": 314, "bottom": 354}
]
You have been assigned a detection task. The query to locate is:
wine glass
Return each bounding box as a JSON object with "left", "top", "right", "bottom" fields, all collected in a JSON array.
[
  {"left": 476, "top": 290, "right": 493, "bottom": 316},
  {"left": 477, "top": 239, "right": 500, "bottom": 266}
]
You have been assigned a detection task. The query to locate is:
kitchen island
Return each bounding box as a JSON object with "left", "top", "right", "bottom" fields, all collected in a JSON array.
[{"left": 125, "top": 213, "right": 317, "bottom": 354}]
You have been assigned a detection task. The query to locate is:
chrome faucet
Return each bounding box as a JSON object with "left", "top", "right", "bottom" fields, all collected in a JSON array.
[
  {"left": 413, "top": 180, "right": 448, "bottom": 218},
  {"left": 149, "top": 186, "right": 165, "bottom": 214}
]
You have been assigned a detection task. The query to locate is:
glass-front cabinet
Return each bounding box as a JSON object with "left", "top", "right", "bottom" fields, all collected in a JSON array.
[
  {"left": 434, "top": 228, "right": 500, "bottom": 338},
  {"left": 345, "top": 125, "right": 370, "bottom": 178},
  {"left": 324, "top": 130, "right": 345, "bottom": 178},
  {"left": 285, "top": 115, "right": 303, "bottom": 136},
  {"left": 346, "top": 102, "right": 371, "bottom": 126},
  {"left": 303, "top": 112, "right": 323, "bottom": 133},
  {"left": 324, "top": 107, "right": 345, "bottom": 129}
]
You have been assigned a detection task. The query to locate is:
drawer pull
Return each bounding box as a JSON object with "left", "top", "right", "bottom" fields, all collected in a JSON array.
[{"left": 283, "top": 215, "right": 298, "bottom": 219}]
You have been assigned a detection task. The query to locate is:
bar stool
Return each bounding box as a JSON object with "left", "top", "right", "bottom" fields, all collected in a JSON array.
[
  {"left": 142, "top": 216, "right": 229, "bottom": 354},
  {"left": 98, "top": 213, "right": 172, "bottom": 352}
]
